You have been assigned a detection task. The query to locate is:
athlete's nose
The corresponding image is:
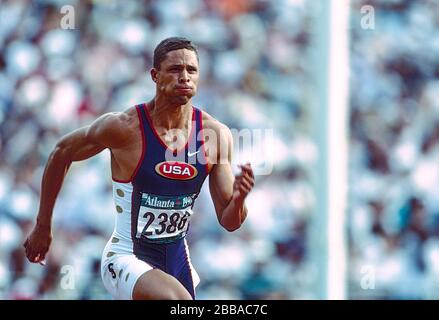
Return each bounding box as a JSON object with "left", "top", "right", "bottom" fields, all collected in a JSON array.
[{"left": 179, "top": 69, "right": 190, "bottom": 83}]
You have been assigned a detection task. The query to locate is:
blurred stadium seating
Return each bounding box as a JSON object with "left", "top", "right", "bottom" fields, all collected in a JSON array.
[
  {"left": 0, "top": 0, "right": 312, "bottom": 299},
  {"left": 348, "top": 0, "right": 439, "bottom": 299},
  {"left": 1, "top": 0, "right": 438, "bottom": 300}
]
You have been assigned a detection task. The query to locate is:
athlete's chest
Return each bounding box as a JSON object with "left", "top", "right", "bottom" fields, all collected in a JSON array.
[
  {"left": 111, "top": 106, "right": 217, "bottom": 182},
  {"left": 153, "top": 125, "right": 192, "bottom": 151}
]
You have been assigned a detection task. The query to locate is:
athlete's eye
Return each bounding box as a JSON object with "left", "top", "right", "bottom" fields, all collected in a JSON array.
[{"left": 168, "top": 67, "right": 180, "bottom": 72}]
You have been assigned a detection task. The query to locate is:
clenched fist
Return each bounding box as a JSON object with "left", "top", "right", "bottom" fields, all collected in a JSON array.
[
  {"left": 23, "top": 223, "right": 52, "bottom": 266},
  {"left": 232, "top": 162, "right": 255, "bottom": 202}
]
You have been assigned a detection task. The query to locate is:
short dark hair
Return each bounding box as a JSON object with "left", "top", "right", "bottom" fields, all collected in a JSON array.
[{"left": 153, "top": 37, "right": 199, "bottom": 70}]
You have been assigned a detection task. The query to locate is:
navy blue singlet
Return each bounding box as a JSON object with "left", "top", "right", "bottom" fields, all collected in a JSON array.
[{"left": 110, "top": 102, "right": 209, "bottom": 298}]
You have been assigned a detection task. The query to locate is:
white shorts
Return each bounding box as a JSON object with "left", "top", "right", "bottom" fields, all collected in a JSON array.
[
  {"left": 101, "top": 245, "right": 153, "bottom": 300},
  {"left": 100, "top": 235, "right": 200, "bottom": 300}
]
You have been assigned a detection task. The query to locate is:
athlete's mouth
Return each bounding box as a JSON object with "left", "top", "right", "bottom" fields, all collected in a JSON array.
[
  {"left": 175, "top": 85, "right": 192, "bottom": 89},
  {"left": 174, "top": 87, "right": 193, "bottom": 94}
]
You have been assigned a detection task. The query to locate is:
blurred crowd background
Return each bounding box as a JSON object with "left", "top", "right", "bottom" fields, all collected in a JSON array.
[
  {"left": 348, "top": 0, "right": 439, "bottom": 299},
  {"left": 0, "top": 0, "right": 438, "bottom": 300},
  {"left": 0, "top": 0, "right": 312, "bottom": 299}
]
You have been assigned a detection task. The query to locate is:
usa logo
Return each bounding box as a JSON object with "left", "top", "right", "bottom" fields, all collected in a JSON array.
[{"left": 155, "top": 161, "right": 198, "bottom": 180}]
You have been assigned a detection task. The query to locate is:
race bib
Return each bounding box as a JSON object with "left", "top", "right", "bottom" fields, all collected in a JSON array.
[{"left": 135, "top": 192, "right": 197, "bottom": 240}]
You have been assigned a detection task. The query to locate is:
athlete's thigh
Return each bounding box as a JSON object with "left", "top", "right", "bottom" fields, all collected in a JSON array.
[
  {"left": 132, "top": 268, "right": 192, "bottom": 300},
  {"left": 101, "top": 253, "right": 154, "bottom": 300}
]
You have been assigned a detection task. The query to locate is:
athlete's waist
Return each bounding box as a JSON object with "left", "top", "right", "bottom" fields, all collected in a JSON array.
[
  {"left": 136, "top": 232, "right": 187, "bottom": 244},
  {"left": 134, "top": 236, "right": 189, "bottom": 267}
]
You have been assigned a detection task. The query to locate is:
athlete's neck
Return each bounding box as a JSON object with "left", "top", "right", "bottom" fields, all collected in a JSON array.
[{"left": 148, "top": 98, "right": 193, "bottom": 130}]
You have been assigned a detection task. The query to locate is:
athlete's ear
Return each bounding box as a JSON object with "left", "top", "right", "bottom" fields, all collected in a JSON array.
[{"left": 150, "top": 68, "right": 158, "bottom": 83}]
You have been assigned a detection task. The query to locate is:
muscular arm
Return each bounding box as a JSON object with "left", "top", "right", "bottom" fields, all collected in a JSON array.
[
  {"left": 25, "top": 113, "right": 127, "bottom": 263},
  {"left": 208, "top": 125, "right": 254, "bottom": 232}
]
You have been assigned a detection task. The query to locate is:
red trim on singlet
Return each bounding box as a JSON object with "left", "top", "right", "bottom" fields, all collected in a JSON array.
[
  {"left": 198, "top": 109, "right": 211, "bottom": 175},
  {"left": 111, "top": 105, "right": 147, "bottom": 183},
  {"left": 143, "top": 104, "right": 196, "bottom": 155}
]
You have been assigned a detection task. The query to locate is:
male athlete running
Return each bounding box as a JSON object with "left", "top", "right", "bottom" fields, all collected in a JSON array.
[{"left": 23, "top": 37, "right": 255, "bottom": 300}]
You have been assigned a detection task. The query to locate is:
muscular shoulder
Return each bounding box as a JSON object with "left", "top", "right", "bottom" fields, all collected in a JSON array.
[
  {"left": 87, "top": 106, "right": 139, "bottom": 149},
  {"left": 201, "top": 110, "right": 232, "bottom": 140},
  {"left": 200, "top": 110, "right": 233, "bottom": 163},
  {"left": 93, "top": 107, "right": 137, "bottom": 131}
]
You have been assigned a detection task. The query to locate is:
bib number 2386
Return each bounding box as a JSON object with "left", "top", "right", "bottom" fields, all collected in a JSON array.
[
  {"left": 135, "top": 193, "right": 195, "bottom": 239},
  {"left": 136, "top": 210, "right": 190, "bottom": 238}
]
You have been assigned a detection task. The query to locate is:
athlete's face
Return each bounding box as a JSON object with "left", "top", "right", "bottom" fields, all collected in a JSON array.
[{"left": 151, "top": 49, "right": 199, "bottom": 105}]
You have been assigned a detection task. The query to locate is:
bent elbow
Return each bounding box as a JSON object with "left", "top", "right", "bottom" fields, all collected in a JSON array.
[
  {"left": 51, "top": 144, "right": 66, "bottom": 159},
  {"left": 221, "top": 222, "right": 241, "bottom": 232},
  {"left": 50, "top": 142, "right": 71, "bottom": 164}
]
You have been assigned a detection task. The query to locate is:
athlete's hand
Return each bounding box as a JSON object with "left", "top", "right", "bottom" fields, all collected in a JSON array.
[
  {"left": 232, "top": 162, "right": 255, "bottom": 202},
  {"left": 23, "top": 223, "right": 52, "bottom": 266}
]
